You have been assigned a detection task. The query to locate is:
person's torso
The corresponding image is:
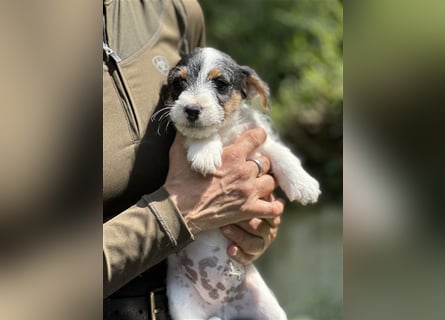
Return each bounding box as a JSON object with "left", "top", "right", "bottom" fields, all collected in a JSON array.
[{"left": 102, "top": 0, "right": 204, "bottom": 218}]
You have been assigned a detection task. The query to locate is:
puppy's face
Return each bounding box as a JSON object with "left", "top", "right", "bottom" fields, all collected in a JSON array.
[{"left": 166, "top": 47, "right": 269, "bottom": 139}]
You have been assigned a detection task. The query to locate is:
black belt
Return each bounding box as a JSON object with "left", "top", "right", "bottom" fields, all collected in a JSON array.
[
  {"left": 109, "top": 261, "right": 167, "bottom": 298},
  {"left": 104, "top": 287, "right": 171, "bottom": 320},
  {"left": 105, "top": 261, "right": 170, "bottom": 320}
]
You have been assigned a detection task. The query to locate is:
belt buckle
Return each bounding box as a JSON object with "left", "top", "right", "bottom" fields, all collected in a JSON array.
[{"left": 150, "top": 287, "right": 168, "bottom": 320}]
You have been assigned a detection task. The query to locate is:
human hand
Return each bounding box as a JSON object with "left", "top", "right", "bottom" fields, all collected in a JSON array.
[
  {"left": 164, "top": 128, "right": 284, "bottom": 234},
  {"left": 221, "top": 214, "right": 282, "bottom": 265}
]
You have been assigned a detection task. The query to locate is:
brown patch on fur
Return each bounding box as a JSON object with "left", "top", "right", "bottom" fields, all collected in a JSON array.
[
  {"left": 209, "top": 289, "right": 219, "bottom": 300},
  {"left": 178, "top": 66, "right": 188, "bottom": 79},
  {"left": 245, "top": 74, "right": 270, "bottom": 110},
  {"left": 201, "top": 278, "right": 213, "bottom": 291},
  {"left": 234, "top": 293, "right": 244, "bottom": 300},
  {"left": 216, "top": 282, "right": 226, "bottom": 291},
  {"left": 180, "top": 254, "right": 198, "bottom": 283},
  {"left": 198, "top": 256, "right": 218, "bottom": 278},
  {"left": 223, "top": 91, "right": 242, "bottom": 117},
  {"left": 180, "top": 254, "right": 194, "bottom": 267},
  {"left": 208, "top": 68, "right": 221, "bottom": 80}
]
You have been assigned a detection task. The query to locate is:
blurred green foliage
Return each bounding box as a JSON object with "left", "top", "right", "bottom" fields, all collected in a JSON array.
[{"left": 200, "top": 0, "right": 343, "bottom": 203}]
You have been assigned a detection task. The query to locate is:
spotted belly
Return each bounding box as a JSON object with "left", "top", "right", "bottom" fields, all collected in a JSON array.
[{"left": 175, "top": 231, "right": 247, "bottom": 304}]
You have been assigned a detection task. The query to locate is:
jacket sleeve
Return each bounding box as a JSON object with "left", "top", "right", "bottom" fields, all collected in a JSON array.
[{"left": 103, "top": 187, "right": 194, "bottom": 298}]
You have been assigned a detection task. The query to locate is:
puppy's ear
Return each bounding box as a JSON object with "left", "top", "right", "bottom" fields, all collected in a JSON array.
[{"left": 240, "top": 66, "right": 270, "bottom": 110}]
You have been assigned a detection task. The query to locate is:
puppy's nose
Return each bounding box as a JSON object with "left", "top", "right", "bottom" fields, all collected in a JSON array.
[{"left": 184, "top": 104, "right": 202, "bottom": 122}]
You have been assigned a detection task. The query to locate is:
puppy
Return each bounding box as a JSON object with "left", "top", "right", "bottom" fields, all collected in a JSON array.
[{"left": 155, "top": 47, "right": 320, "bottom": 320}]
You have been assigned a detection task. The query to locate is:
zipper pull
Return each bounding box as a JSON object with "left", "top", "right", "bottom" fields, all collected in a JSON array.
[{"left": 103, "top": 42, "right": 122, "bottom": 63}]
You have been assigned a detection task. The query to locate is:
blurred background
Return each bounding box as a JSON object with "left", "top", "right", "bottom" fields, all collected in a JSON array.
[
  {"left": 199, "top": 1, "right": 343, "bottom": 319},
  {"left": 3, "top": 1, "right": 445, "bottom": 319}
]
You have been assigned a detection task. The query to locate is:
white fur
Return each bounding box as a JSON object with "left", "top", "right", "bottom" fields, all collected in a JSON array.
[
  {"left": 166, "top": 48, "right": 321, "bottom": 319},
  {"left": 186, "top": 136, "right": 223, "bottom": 175},
  {"left": 168, "top": 231, "right": 287, "bottom": 320},
  {"left": 174, "top": 101, "right": 321, "bottom": 203},
  {"left": 169, "top": 88, "right": 224, "bottom": 140}
]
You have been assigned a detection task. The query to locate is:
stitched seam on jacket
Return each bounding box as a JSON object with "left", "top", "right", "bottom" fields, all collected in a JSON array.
[
  {"left": 108, "top": 74, "right": 139, "bottom": 142},
  {"left": 148, "top": 202, "right": 178, "bottom": 248},
  {"left": 112, "top": 65, "right": 141, "bottom": 142}
]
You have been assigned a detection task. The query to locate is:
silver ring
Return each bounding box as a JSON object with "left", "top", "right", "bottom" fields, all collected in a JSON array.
[{"left": 247, "top": 158, "right": 264, "bottom": 177}]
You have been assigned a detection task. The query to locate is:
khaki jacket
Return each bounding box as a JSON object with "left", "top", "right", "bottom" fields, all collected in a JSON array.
[{"left": 102, "top": 0, "right": 205, "bottom": 298}]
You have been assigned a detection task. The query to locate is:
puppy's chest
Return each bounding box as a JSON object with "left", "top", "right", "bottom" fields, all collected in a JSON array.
[
  {"left": 174, "top": 231, "right": 246, "bottom": 304},
  {"left": 220, "top": 107, "right": 259, "bottom": 146}
]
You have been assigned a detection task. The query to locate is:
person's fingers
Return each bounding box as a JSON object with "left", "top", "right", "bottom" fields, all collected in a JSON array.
[
  {"left": 245, "top": 155, "right": 271, "bottom": 177},
  {"left": 260, "top": 193, "right": 284, "bottom": 230},
  {"left": 238, "top": 218, "right": 278, "bottom": 248},
  {"left": 241, "top": 198, "right": 285, "bottom": 219},
  {"left": 264, "top": 215, "right": 282, "bottom": 228},
  {"left": 236, "top": 218, "right": 273, "bottom": 239},
  {"left": 174, "top": 131, "right": 185, "bottom": 143},
  {"left": 254, "top": 174, "right": 277, "bottom": 198},
  {"left": 169, "top": 133, "right": 186, "bottom": 159},
  {"left": 226, "top": 244, "right": 256, "bottom": 265},
  {"left": 221, "top": 224, "right": 265, "bottom": 256},
  {"left": 232, "top": 128, "right": 267, "bottom": 158}
]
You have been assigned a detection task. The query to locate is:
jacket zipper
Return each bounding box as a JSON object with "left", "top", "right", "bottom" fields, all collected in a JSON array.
[
  {"left": 103, "top": 15, "right": 140, "bottom": 142},
  {"left": 103, "top": 42, "right": 122, "bottom": 63}
]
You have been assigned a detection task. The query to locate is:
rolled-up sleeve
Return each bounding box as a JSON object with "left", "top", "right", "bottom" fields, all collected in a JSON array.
[{"left": 103, "top": 187, "right": 194, "bottom": 298}]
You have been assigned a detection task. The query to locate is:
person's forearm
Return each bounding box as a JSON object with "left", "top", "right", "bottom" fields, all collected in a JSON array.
[{"left": 102, "top": 187, "right": 194, "bottom": 298}]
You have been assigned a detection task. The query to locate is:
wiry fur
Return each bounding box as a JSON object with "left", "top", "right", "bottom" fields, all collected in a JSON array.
[{"left": 156, "top": 47, "right": 321, "bottom": 320}]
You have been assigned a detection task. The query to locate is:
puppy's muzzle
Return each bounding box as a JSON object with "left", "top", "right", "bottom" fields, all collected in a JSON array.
[{"left": 184, "top": 104, "right": 202, "bottom": 122}]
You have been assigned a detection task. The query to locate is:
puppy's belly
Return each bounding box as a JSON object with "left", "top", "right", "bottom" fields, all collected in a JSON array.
[{"left": 169, "top": 230, "right": 246, "bottom": 305}]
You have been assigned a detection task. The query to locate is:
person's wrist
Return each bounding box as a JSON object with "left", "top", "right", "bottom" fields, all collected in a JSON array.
[
  {"left": 164, "top": 185, "right": 185, "bottom": 212},
  {"left": 183, "top": 214, "right": 201, "bottom": 235},
  {"left": 164, "top": 184, "right": 201, "bottom": 235},
  {"left": 165, "top": 188, "right": 177, "bottom": 205}
]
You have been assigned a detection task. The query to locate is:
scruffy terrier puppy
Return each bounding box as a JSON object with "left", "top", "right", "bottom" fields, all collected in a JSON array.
[{"left": 155, "top": 47, "right": 320, "bottom": 320}]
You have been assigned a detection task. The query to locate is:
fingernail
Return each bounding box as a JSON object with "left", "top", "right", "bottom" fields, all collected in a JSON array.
[{"left": 228, "top": 245, "right": 238, "bottom": 257}]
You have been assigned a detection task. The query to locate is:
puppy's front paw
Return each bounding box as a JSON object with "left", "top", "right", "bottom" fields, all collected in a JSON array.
[
  {"left": 280, "top": 169, "right": 321, "bottom": 205},
  {"left": 188, "top": 149, "right": 222, "bottom": 176},
  {"left": 186, "top": 137, "right": 223, "bottom": 176}
]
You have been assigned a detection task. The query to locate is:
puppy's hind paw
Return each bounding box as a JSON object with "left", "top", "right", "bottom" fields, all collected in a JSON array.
[{"left": 283, "top": 171, "right": 321, "bottom": 205}]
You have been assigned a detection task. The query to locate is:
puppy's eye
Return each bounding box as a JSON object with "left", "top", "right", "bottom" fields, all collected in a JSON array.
[
  {"left": 213, "top": 78, "right": 229, "bottom": 92},
  {"left": 172, "top": 77, "right": 187, "bottom": 89}
]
